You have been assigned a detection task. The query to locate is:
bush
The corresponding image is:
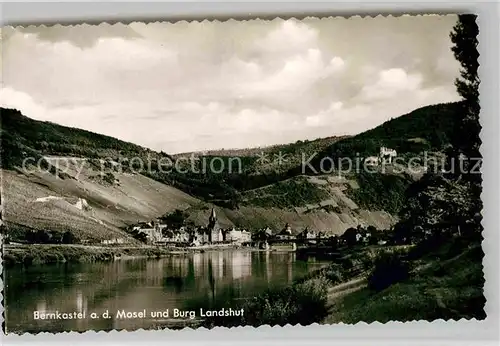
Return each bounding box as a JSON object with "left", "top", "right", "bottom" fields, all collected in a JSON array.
[
  {"left": 368, "top": 252, "right": 411, "bottom": 292},
  {"left": 62, "top": 231, "right": 78, "bottom": 244},
  {"left": 242, "top": 277, "right": 329, "bottom": 326},
  {"left": 323, "top": 267, "right": 344, "bottom": 283}
]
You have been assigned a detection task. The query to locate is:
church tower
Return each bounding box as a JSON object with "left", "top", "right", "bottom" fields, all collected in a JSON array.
[
  {"left": 209, "top": 208, "right": 217, "bottom": 226},
  {"left": 208, "top": 208, "right": 221, "bottom": 242}
]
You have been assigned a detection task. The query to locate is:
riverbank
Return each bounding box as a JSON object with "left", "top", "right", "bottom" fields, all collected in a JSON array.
[
  {"left": 322, "top": 238, "right": 485, "bottom": 324},
  {"left": 2, "top": 244, "right": 171, "bottom": 267},
  {"left": 3, "top": 241, "right": 308, "bottom": 267},
  {"left": 188, "top": 238, "right": 483, "bottom": 328},
  {"left": 186, "top": 246, "right": 373, "bottom": 328}
]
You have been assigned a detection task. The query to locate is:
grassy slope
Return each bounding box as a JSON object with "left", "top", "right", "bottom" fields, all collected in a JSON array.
[
  {"left": 1, "top": 102, "right": 461, "bottom": 238},
  {"left": 324, "top": 239, "right": 485, "bottom": 323},
  {"left": 2, "top": 163, "right": 200, "bottom": 241}
]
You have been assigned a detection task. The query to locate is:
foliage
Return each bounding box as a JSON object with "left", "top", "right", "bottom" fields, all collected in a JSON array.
[
  {"left": 62, "top": 231, "right": 78, "bottom": 244},
  {"left": 348, "top": 170, "right": 413, "bottom": 213},
  {"left": 343, "top": 228, "right": 359, "bottom": 247},
  {"left": 396, "top": 171, "right": 482, "bottom": 244},
  {"left": 243, "top": 178, "right": 331, "bottom": 209},
  {"left": 241, "top": 277, "right": 329, "bottom": 327},
  {"left": 448, "top": 14, "right": 481, "bottom": 183},
  {"left": 160, "top": 209, "right": 191, "bottom": 230},
  {"left": 0, "top": 107, "right": 169, "bottom": 169},
  {"left": 130, "top": 229, "right": 148, "bottom": 243},
  {"left": 22, "top": 229, "right": 80, "bottom": 245},
  {"left": 326, "top": 241, "right": 485, "bottom": 324},
  {"left": 296, "top": 102, "right": 461, "bottom": 175},
  {"left": 368, "top": 251, "right": 411, "bottom": 292},
  {"left": 3, "top": 244, "right": 173, "bottom": 267},
  {"left": 193, "top": 276, "right": 330, "bottom": 328}
]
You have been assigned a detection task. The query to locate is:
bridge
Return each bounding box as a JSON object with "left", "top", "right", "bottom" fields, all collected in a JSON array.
[{"left": 254, "top": 237, "right": 340, "bottom": 251}]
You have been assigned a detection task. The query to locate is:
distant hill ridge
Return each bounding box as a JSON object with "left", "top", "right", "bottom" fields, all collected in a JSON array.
[
  {"left": 0, "top": 107, "right": 172, "bottom": 170},
  {"left": 173, "top": 135, "right": 350, "bottom": 158},
  {"left": 1, "top": 101, "right": 462, "bottom": 241},
  {"left": 289, "top": 102, "right": 461, "bottom": 175}
]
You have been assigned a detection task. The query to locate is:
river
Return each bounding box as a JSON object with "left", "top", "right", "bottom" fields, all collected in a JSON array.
[{"left": 4, "top": 250, "right": 329, "bottom": 333}]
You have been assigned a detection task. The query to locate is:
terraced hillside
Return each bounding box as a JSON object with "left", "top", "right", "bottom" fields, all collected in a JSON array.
[
  {"left": 1, "top": 101, "right": 460, "bottom": 241},
  {"left": 2, "top": 162, "right": 199, "bottom": 242}
]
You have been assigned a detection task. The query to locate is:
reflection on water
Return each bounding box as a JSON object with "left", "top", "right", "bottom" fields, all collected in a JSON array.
[{"left": 4, "top": 250, "right": 328, "bottom": 333}]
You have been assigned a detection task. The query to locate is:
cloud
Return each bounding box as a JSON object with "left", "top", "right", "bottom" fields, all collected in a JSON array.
[
  {"left": 1, "top": 16, "right": 462, "bottom": 153},
  {"left": 0, "top": 87, "right": 48, "bottom": 120},
  {"left": 238, "top": 49, "right": 345, "bottom": 97},
  {"left": 255, "top": 20, "right": 319, "bottom": 56},
  {"left": 360, "top": 68, "right": 423, "bottom": 101}
]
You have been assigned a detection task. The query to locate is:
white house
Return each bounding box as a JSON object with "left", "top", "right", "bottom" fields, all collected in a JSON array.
[
  {"left": 297, "top": 228, "right": 317, "bottom": 239},
  {"left": 101, "top": 238, "right": 127, "bottom": 245},
  {"left": 228, "top": 228, "right": 252, "bottom": 243},
  {"left": 228, "top": 228, "right": 242, "bottom": 242},
  {"left": 240, "top": 230, "right": 252, "bottom": 243},
  {"left": 380, "top": 147, "right": 397, "bottom": 164},
  {"left": 276, "top": 223, "right": 295, "bottom": 240}
]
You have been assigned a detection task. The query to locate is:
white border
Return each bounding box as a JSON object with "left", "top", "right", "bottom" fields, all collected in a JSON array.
[{"left": 1, "top": 1, "right": 499, "bottom": 345}]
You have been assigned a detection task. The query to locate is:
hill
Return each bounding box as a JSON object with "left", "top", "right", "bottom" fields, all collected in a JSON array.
[
  {"left": 2, "top": 162, "right": 200, "bottom": 242},
  {"left": 0, "top": 108, "right": 390, "bottom": 240},
  {"left": 0, "top": 107, "right": 172, "bottom": 170},
  {"left": 159, "top": 102, "right": 461, "bottom": 213},
  {"left": 1, "top": 101, "right": 461, "bottom": 240},
  {"left": 174, "top": 135, "right": 349, "bottom": 173},
  {"left": 295, "top": 102, "right": 461, "bottom": 175}
]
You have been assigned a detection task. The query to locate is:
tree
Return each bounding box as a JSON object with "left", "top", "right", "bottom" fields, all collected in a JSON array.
[
  {"left": 342, "top": 227, "right": 358, "bottom": 247},
  {"left": 449, "top": 14, "right": 481, "bottom": 182},
  {"left": 252, "top": 229, "right": 269, "bottom": 242},
  {"left": 35, "top": 229, "right": 51, "bottom": 243},
  {"left": 131, "top": 229, "right": 148, "bottom": 243},
  {"left": 62, "top": 231, "right": 77, "bottom": 244}
]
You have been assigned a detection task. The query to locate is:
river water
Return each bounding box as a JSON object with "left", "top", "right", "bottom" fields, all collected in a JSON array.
[{"left": 4, "top": 250, "right": 329, "bottom": 333}]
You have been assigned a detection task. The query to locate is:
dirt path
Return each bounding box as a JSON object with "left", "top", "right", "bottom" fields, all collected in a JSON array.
[
  {"left": 322, "top": 276, "right": 368, "bottom": 324},
  {"left": 326, "top": 276, "right": 367, "bottom": 306}
]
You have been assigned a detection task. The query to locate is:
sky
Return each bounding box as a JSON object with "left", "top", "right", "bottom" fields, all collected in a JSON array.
[{"left": 1, "top": 15, "right": 462, "bottom": 154}]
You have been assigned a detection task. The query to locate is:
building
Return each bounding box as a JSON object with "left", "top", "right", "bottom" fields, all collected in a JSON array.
[
  {"left": 101, "top": 238, "right": 127, "bottom": 245},
  {"left": 228, "top": 228, "right": 241, "bottom": 242},
  {"left": 297, "top": 228, "right": 317, "bottom": 240},
  {"left": 193, "top": 227, "right": 210, "bottom": 244},
  {"left": 207, "top": 208, "right": 223, "bottom": 242},
  {"left": 227, "top": 227, "right": 252, "bottom": 243},
  {"left": 132, "top": 221, "right": 153, "bottom": 231},
  {"left": 240, "top": 230, "right": 252, "bottom": 243},
  {"left": 163, "top": 227, "right": 190, "bottom": 243},
  {"left": 276, "top": 223, "right": 294, "bottom": 240},
  {"left": 74, "top": 198, "right": 91, "bottom": 211},
  {"left": 380, "top": 147, "right": 397, "bottom": 164}
]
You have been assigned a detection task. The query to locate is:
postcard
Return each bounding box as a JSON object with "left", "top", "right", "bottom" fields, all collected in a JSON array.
[{"left": 0, "top": 14, "right": 484, "bottom": 334}]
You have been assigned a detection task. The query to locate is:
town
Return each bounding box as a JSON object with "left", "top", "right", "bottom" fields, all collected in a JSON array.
[{"left": 128, "top": 207, "right": 392, "bottom": 251}]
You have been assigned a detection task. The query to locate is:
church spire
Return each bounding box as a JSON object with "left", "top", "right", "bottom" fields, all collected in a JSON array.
[{"left": 209, "top": 208, "right": 217, "bottom": 223}]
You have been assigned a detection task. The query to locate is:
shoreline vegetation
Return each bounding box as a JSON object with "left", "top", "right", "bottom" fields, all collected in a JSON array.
[
  {"left": 3, "top": 235, "right": 484, "bottom": 328},
  {"left": 177, "top": 236, "right": 483, "bottom": 328},
  {"left": 2, "top": 243, "right": 269, "bottom": 267}
]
